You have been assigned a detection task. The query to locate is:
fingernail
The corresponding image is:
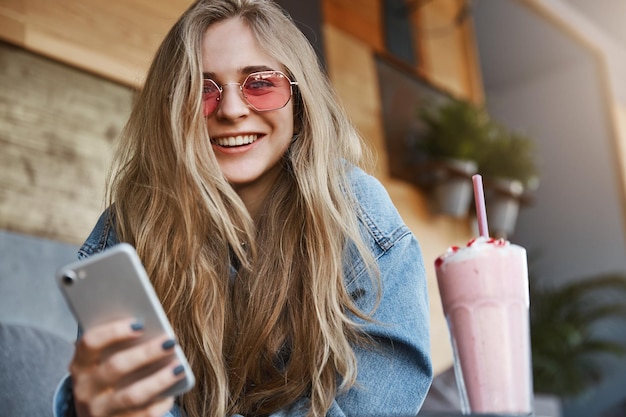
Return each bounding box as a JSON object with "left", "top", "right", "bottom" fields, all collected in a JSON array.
[
  {"left": 130, "top": 322, "right": 144, "bottom": 331},
  {"left": 173, "top": 365, "right": 185, "bottom": 376},
  {"left": 162, "top": 339, "right": 176, "bottom": 350}
]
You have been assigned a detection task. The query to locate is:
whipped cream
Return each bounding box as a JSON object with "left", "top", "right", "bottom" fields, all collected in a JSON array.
[{"left": 435, "top": 236, "right": 519, "bottom": 268}]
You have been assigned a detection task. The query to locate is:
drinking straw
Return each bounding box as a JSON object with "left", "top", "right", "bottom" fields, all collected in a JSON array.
[{"left": 472, "top": 174, "right": 489, "bottom": 237}]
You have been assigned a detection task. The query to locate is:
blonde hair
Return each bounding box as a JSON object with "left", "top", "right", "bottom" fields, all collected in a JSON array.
[{"left": 107, "top": 1, "right": 377, "bottom": 416}]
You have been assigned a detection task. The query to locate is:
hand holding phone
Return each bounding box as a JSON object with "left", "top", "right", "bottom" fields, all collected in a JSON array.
[{"left": 56, "top": 243, "right": 195, "bottom": 398}]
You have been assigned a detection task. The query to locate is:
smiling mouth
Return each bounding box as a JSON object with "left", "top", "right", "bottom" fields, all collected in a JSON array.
[{"left": 212, "top": 134, "right": 259, "bottom": 147}]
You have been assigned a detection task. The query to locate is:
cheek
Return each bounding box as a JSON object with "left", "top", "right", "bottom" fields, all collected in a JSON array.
[{"left": 280, "top": 104, "right": 296, "bottom": 133}]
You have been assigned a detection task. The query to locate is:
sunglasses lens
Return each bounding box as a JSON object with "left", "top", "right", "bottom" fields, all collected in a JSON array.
[
  {"left": 243, "top": 71, "right": 292, "bottom": 111},
  {"left": 202, "top": 79, "right": 220, "bottom": 116}
]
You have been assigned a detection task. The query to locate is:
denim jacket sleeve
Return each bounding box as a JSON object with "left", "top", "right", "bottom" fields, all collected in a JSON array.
[
  {"left": 77, "top": 208, "right": 120, "bottom": 260},
  {"left": 329, "top": 168, "right": 432, "bottom": 416}
]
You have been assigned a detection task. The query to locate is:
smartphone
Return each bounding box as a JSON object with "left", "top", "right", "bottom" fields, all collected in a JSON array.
[{"left": 56, "top": 243, "right": 195, "bottom": 397}]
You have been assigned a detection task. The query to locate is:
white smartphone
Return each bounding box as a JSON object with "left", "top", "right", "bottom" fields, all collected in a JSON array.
[{"left": 55, "top": 242, "right": 195, "bottom": 397}]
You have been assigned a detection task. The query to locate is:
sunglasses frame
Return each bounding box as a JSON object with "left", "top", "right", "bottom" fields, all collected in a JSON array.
[{"left": 202, "top": 70, "right": 298, "bottom": 115}]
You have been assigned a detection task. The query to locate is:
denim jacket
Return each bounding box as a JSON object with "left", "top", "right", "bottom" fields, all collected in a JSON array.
[{"left": 54, "top": 166, "right": 432, "bottom": 417}]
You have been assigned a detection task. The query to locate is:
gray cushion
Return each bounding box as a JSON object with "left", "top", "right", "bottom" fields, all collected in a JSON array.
[{"left": 0, "top": 322, "right": 74, "bottom": 417}]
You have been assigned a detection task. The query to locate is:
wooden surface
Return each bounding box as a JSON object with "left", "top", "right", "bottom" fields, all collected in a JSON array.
[
  {"left": 0, "top": 42, "right": 133, "bottom": 244},
  {"left": 322, "top": 0, "right": 385, "bottom": 52},
  {"left": 322, "top": 0, "right": 483, "bottom": 102},
  {"left": 412, "top": 0, "right": 483, "bottom": 102},
  {"left": 0, "top": 0, "right": 193, "bottom": 87}
]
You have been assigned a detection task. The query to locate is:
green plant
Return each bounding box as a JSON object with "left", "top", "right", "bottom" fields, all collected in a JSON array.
[
  {"left": 530, "top": 273, "right": 626, "bottom": 397},
  {"left": 479, "top": 124, "right": 539, "bottom": 189},
  {"left": 417, "top": 97, "right": 492, "bottom": 162}
]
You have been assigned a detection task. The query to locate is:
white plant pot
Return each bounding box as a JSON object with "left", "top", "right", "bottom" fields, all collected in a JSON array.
[
  {"left": 432, "top": 159, "right": 478, "bottom": 218},
  {"left": 485, "top": 178, "right": 524, "bottom": 238}
]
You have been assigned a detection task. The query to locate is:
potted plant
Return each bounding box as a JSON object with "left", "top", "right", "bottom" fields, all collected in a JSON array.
[
  {"left": 530, "top": 272, "right": 626, "bottom": 399},
  {"left": 478, "top": 124, "right": 539, "bottom": 237},
  {"left": 416, "top": 97, "right": 492, "bottom": 217}
]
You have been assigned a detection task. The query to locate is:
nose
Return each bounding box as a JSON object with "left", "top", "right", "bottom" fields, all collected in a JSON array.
[{"left": 215, "top": 83, "right": 249, "bottom": 120}]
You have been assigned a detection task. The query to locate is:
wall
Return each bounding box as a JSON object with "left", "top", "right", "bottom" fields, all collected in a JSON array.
[
  {"left": 409, "top": 0, "right": 483, "bottom": 102},
  {"left": 0, "top": 42, "right": 133, "bottom": 243},
  {"left": 0, "top": 0, "right": 192, "bottom": 88}
]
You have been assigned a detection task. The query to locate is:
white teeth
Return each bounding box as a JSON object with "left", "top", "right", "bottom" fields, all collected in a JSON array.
[{"left": 214, "top": 134, "right": 258, "bottom": 147}]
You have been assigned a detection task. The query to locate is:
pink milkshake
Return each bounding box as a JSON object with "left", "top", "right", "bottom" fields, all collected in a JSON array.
[{"left": 435, "top": 236, "right": 533, "bottom": 415}]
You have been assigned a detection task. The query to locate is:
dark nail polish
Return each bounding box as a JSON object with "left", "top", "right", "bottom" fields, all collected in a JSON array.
[
  {"left": 162, "top": 339, "right": 176, "bottom": 350},
  {"left": 130, "top": 322, "right": 144, "bottom": 331},
  {"left": 173, "top": 365, "right": 185, "bottom": 376}
]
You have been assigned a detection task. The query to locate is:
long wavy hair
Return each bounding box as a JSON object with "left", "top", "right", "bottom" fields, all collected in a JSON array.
[{"left": 107, "top": 1, "right": 378, "bottom": 416}]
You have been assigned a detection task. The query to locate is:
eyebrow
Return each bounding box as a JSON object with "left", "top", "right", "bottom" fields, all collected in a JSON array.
[{"left": 202, "top": 65, "right": 276, "bottom": 80}]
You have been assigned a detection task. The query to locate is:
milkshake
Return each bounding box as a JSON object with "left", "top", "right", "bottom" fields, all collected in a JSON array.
[{"left": 435, "top": 236, "right": 533, "bottom": 415}]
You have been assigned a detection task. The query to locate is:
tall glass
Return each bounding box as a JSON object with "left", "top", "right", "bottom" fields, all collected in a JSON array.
[{"left": 435, "top": 238, "right": 533, "bottom": 415}]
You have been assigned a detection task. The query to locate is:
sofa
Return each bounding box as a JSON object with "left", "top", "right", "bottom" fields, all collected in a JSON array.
[{"left": 0, "top": 230, "right": 77, "bottom": 416}]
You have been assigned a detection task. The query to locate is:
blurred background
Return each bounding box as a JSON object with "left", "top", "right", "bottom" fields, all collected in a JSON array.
[{"left": 1, "top": 1, "right": 625, "bottom": 416}]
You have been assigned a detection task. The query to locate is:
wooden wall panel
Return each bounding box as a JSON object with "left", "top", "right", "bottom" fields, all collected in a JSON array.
[
  {"left": 322, "top": 0, "right": 483, "bottom": 102},
  {"left": 0, "top": 42, "right": 133, "bottom": 244},
  {"left": 322, "top": 0, "right": 384, "bottom": 52},
  {"left": 0, "top": 0, "right": 193, "bottom": 87},
  {"left": 412, "top": 0, "right": 483, "bottom": 101}
]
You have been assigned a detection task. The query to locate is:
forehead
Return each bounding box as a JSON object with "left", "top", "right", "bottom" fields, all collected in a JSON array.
[{"left": 201, "top": 17, "right": 282, "bottom": 78}]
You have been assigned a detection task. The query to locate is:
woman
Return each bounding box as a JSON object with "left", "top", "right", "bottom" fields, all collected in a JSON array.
[{"left": 55, "top": 1, "right": 432, "bottom": 416}]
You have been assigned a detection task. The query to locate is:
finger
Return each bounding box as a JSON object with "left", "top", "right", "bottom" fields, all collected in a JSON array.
[
  {"left": 104, "top": 361, "right": 187, "bottom": 415},
  {"left": 74, "top": 319, "right": 145, "bottom": 366},
  {"left": 97, "top": 336, "right": 178, "bottom": 386},
  {"left": 77, "top": 389, "right": 175, "bottom": 417},
  {"left": 118, "top": 397, "right": 175, "bottom": 417}
]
